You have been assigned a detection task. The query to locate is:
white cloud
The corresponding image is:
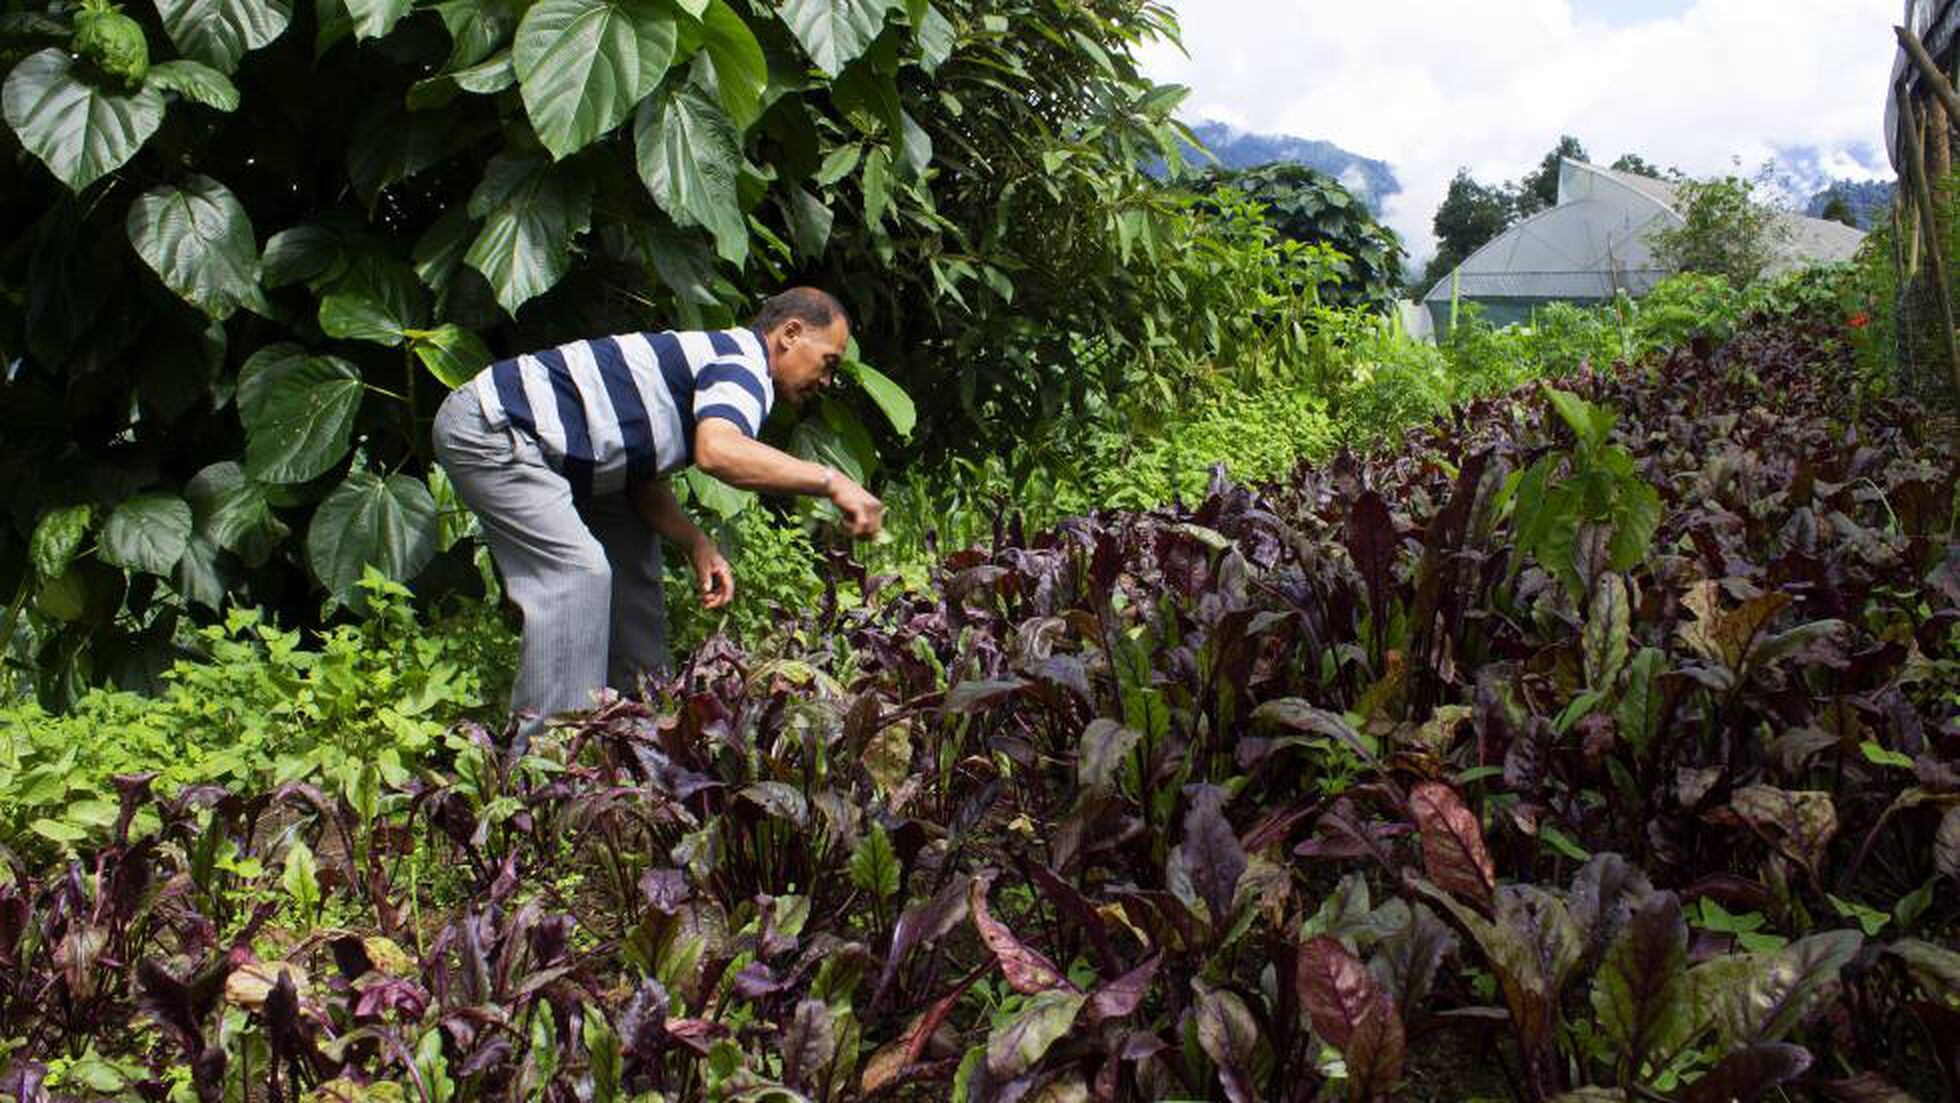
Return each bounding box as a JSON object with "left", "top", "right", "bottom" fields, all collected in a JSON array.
[{"left": 1139, "top": 0, "right": 1896, "bottom": 266}]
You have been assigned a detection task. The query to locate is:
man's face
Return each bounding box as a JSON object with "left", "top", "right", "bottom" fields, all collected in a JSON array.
[{"left": 770, "top": 316, "right": 849, "bottom": 405}]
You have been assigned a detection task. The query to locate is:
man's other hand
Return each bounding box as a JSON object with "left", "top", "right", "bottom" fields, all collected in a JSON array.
[
  {"left": 690, "top": 538, "right": 734, "bottom": 609},
  {"left": 829, "top": 475, "right": 884, "bottom": 538}
]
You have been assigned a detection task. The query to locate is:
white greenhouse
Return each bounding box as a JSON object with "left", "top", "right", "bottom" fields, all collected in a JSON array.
[{"left": 1420, "top": 159, "right": 1867, "bottom": 334}]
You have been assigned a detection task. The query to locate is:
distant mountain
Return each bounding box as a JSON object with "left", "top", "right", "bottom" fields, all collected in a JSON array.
[
  {"left": 1804, "top": 180, "right": 1895, "bottom": 231},
  {"left": 1762, "top": 143, "right": 1892, "bottom": 229},
  {"left": 1148, "top": 120, "right": 1402, "bottom": 214}
]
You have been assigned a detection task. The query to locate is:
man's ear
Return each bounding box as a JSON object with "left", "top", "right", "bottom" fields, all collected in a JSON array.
[{"left": 781, "top": 318, "right": 803, "bottom": 344}]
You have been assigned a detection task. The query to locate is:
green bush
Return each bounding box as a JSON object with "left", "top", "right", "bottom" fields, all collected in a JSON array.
[
  {"left": 0, "top": 570, "right": 509, "bottom": 855},
  {"left": 1081, "top": 380, "right": 1340, "bottom": 509},
  {"left": 665, "top": 502, "right": 826, "bottom": 654}
]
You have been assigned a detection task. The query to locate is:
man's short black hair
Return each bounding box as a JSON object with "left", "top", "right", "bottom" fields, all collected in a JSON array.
[{"left": 749, "top": 287, "right": 850, "bottom": 334}]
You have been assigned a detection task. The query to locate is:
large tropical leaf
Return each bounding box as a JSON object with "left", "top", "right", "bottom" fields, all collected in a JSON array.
[
  {"left": 152, "top": 0, "right": 292, "bottom": 73},
  {"left": 100, "top": 495, "right": 194, "bottom": 577},
  {"left": 696, "top": 0, "right": 766, "bottom": 128},
  {"left": 464, "top": 155, "right": 595, "bottom": 315},
  {"left": 318, "top": 258, "right": 429, "bottom": 346},
  {"left": 513, "top": 0, "right": 678, "bottom": 159},
  {"left": 780, "top": 0, "right": 889, "bottom": 77},
  {"left": 306, "top": 471, "right": 439, "bottom": 605},
  {"left": 431, "top": 0, "right": 524, "bottom": 68},
  {"left": 235, "top": 345, "right": 365, "bottom": 484},
  {"left": 634, "top": 83, "right": 746, "bottom": 265},
  {"left": 408, "top": 325, "right": 493, "bottom": 389},
  {"left": 344, "top": 0, "right": 413, "bottom": 39},
  {"left": 185, "top": 461, "right": 290, "bottom": 566},
  {"left": 126, "top": 175, "right": 270, "bottom": 320},
  {"left": 842, "top": 358, "right": 914, "bottom": 437},
  {"left": 3, "top": 49, "right": 165, "bottom": 192},
  {"left": 144, "top": 60, "right": 240, "bottom": 112}
]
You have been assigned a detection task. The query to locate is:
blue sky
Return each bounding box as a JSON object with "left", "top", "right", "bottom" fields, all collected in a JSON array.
[{"left": 1141, "top": 0, "right": 1894, "bottom": 259}]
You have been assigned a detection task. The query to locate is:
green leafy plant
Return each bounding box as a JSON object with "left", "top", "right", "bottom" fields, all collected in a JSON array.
[{"left": 1506, "top": 387, "right": 1662, "bottom": 603}]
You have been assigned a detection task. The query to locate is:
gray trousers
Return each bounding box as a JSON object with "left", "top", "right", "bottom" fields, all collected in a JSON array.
[{"left": 431, "top": 387, "right": 671, "bottom": 735}]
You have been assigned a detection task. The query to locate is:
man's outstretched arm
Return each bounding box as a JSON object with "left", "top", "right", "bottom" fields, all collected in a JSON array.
[
  {"left": 692, "top": 419, "right": 884, "bottom": 536},
  {"left": 631, "top": 479, "right": 734, "bottom": 608}
]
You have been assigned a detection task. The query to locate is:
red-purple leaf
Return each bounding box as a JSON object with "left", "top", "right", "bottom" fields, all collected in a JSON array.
[
  {"left": 1086, "top": 954, "right": 1161, "bottom": 1022},
  {"left": 1817, "top": 1072, "right": 1918, "bottom": 1102},
  {"left": 1936, "top": 806, "right": 1960, "bottom": 879},
  {"left": 1590, "top": 891, "right": 1689, "bottom": 1074},
  {"left": 1345, "top": 997, "right": 1406, "bottom": 1101},
  {"left": 1410, "top": 782, "right": 1497, "bottom": 905},
  {"left": 1346, "top": 489, "right": 1399, "bottom": 618},
  {"left": 970, "top": 875, "right": 1075, "bottom": 995},
  {"left": 781, "top": 999, "right": 836, "bottom": 1090},
  {"left": 1295, "top": 935, "right": 1391, "bottom": 1050},
  {"left": 1682, "top": 1043, "right": 1812, "bottom": 1103},
  {"left": 1028, "top": 863, "right": 1121, "bottom": 978},
  {"left": 943, "top": 678, "right": 1031, "bottom": 713},
  {"left": 1181, "top": 784, "right": 1247, "bottom": 929}
]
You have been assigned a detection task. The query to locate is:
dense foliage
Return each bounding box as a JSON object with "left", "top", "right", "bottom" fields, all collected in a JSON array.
[
  {"left": 1184, "top": 163, "right": 1405, "bottom": 313},
  {"left": 1646, "top": 175, "right": 1794, "bottom": 290},
  {"left": 0, "top": 0, "right": 1197, "bottom": 698},
  {"left": 1, "top": 299, "right": 1952, "bottom": 1101}
]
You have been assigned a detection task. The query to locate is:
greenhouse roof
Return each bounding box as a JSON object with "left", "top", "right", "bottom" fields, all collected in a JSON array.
[{"left": 1422, "top": 160, "right": 1865, "bottom": 307}]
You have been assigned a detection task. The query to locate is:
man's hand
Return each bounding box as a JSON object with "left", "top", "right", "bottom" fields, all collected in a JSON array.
[
  {"left": 689, "top": 536, "right": 734, "bottom": 609},
  {"left": 828, "top": 473, "right": 884, "bottom": 538}
]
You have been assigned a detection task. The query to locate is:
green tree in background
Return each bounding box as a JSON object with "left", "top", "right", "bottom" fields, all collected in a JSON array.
[
  {"left": 1422, "top": 168, "right": 1511, "bottom": 290},
  {"left": 1647, "top": 173, "right": 1793, "bottom": 288},
  {"left": 1186, "top": 162, "right": 1405, "bottom": 312},
  {"left": 1610, "top": 152, "right": 1666, "bottom": 179},
  {"left": 0, "top": 0, "right": 1195, "bottom": 704},
  {"left": 1511, "top": 133, "right": 1588, "bottom": 218},
  {"left": 1819, "top": 186, "right": 1858, "bottom": 227}
]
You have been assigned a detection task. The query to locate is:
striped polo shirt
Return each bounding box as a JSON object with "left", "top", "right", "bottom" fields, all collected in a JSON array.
[{"left": 469, "top": 327, "right": 774, "bottom": 499}]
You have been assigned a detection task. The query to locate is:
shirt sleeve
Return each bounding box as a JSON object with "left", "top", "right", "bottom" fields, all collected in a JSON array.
[{"left": 693, "top": 359, "right": 769, "bottom": 438}]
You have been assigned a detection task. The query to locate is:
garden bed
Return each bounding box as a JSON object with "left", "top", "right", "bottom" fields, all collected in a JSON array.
[{"left": 1, "top": 309, "right": 1954, "bottom": 1102}]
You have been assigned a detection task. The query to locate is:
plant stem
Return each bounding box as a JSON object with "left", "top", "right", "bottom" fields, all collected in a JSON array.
[{"left": 0, "top": 575, "right": 30, "bottom": 677}]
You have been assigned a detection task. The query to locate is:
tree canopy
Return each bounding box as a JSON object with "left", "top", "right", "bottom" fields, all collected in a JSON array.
[{"left": 1187, "top": 162, "right": 1405, "bottom": 313}]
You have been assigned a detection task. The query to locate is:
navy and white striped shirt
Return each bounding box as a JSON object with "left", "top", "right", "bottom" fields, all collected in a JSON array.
[{"left": 469, "top": 327, "right": 774, "bottom": 499}]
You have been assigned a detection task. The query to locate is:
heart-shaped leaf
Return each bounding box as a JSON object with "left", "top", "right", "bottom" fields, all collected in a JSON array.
[
  {"left": 696, "top": 0, "right": 766, "bottom": 128},
  {"left": 127, "top": 175, "right": 270, "bottom": 320},
  {"left": 153, "top": 0, "right": 291, "bottom": 72},
  {"left": 409, "top": 325, "right": 493, "bottom": 389},
  {"left": 3, "top": 49, "right": 165, "bottom": 191},
  {"left": 185, "top": 461, "right": 289, "bottom": 566},
  {"left": 464, "top": 155, "right": 595, "bottom": 315},
  {"left": 236, "top": 344, "right": 364, "bottom": 484},
  {"left": 306, "top": 470, "right": 439, "bottom": 605},
  {"left": 100, "top": 495, "right": 194, "bottom": 577},
  {"left": 634, "top": 83, "right": 747, "bottom": 265},
  {"left": 344, "top": 0, "right": 413, "bottom": 39},
  {"left": 29, "top": 505, "right": 93, "bottom": 580},
  {"left": 514, "top": 0, "right": 677, "bottom": 159},
  {"left": 780, "top": 0, "right": 889, "bottom": 77}
]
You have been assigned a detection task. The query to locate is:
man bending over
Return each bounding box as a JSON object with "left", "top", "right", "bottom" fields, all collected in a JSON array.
[{"left": 432, "top": 287, "right": 883, "bottom": 734}]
